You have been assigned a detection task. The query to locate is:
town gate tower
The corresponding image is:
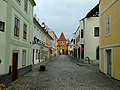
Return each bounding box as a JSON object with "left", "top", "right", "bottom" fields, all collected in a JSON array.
[{"left": 57, "top": 32, "right": 68, "bottom": 55}]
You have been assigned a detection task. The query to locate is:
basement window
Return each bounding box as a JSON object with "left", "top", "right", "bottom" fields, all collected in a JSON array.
[{"left": 0, "top": 21, "right": 5, "bottom": 32}]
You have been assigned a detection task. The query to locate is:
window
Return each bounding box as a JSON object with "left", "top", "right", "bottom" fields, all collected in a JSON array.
[
  {"left": 14, "top": 17, "right": 20, "bottom": 37},
  {"left": 61, "top": 41, "right": 64, "bottom": 45},
  {"left": 81, "top": 29, "right": 83, "bottom": 38},
  {"left": 50, "top": 40, "right": 52, "bottom": 46},
  {"left": 22, "top": 50, "right": 26, "bottom": 66},
  {"left": 73, "top": 39, "right": 75, "bottom": 44},
  {"left": 36, "top": 49, "right": 38, "bottom": 59},
  {"left": 24, "top": 0, "right": 28, "bottom": 12},
  {"left": 61, "top": 41, "right": 65, "bottom": 46},
  {"left": 38, "top": 50, "right": 40, "bottom": 60},
  {"left": 106, "top": 15, "right": 111, "bottom": 35},
  {"left": 94, "top": 27, "right": 99, "bottom": 37},
  {"left": 0, "top": 21, "right": 5, "bottom": 32},
  {"left": 23, "top": 23, "right": 27, "bottom": 40}
]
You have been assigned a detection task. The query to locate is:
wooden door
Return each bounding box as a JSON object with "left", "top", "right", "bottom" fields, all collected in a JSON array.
[{"left": 12, "top": 53, "right": 18, "bottom": 81}]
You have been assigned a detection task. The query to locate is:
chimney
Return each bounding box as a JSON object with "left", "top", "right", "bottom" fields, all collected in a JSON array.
[{"left": 41, "top": 22, "right": 45, "bottom": 28}]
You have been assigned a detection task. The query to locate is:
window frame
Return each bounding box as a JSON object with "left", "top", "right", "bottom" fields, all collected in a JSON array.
[
  {"left": 81, "top": 29, "right": 84, "bottom": 38},
  {"left": 60, "top": 41, "right": 64, "bottom": 46},
  {"left": 23, "top": 23, "right": 27, "bottom": 40},
  {"left": 105, "top": 15, "right": 111, "bottom": 36},
  {"left": 22, "top": 50, "right": 26, "bottom": 66},
  {"left": 94, "top": 27, "right": 99, "bottom": 37},
  {"left": 24, "top": 0, "right": 28, "bottom": 12},
  {"left": 0, "top": 21, "right": 5, "bottom": 32},
  {"left": 14, "top": 16, "right": 20, "bottom": 37},
  {"left": 73, "top": 39, "right": 75, "bottom": 44}
]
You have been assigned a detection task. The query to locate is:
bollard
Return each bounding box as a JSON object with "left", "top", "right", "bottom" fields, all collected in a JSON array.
[
  {"left": 85, "top": 57, "right": 90, "bottom": 64},
  {"left": 39, "top": 65, "right": 46, "bottom": 71}
]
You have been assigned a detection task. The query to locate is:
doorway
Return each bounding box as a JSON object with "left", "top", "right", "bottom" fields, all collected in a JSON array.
[
  {"left": 12, "top": 52, "right": 18, "bottom": 81},
  {"left": 74, "top": 48, "right": 77, "bottom": 58},
  {"left": 106, "top": 49, "right": 112, "bottom": 76},
  {"left": 81, "top": 44, "right": 84, "bottom": 59},
  {"left": 78, "top": 47, "right": 80, "bottom": 58},
  {"left": 60, "top": 49, "right": 64, "bottom": 54},
  {"left": 96, "top": 46, "right": 99, "bottom": 60}
]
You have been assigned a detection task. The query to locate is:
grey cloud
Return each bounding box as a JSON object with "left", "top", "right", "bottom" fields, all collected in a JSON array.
[{"left": 34, "top": 0, "right": 99, "bottom": 39}]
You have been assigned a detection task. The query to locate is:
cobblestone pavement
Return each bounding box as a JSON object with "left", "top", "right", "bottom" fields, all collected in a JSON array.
[{"left": 7, "top": 55, "right": 120, "bottom": 90}]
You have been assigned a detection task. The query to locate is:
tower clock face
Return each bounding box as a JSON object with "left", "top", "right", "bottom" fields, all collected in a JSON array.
[{"left": 61, "top": 41, "right": 64, "bottom": 45}]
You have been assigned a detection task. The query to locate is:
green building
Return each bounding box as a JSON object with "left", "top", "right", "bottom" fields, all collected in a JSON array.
[{"left": 0, "top": 0, "right": 36, "bottom": 85}]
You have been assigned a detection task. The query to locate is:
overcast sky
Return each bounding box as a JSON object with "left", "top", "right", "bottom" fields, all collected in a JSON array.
[{"left": 34, "top": 0, "right": 99, "bottom": 40}]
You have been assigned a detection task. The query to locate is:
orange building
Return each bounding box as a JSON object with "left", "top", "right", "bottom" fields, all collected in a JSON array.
[{"left": 57, "top": 32, "right": 68, "bottom": 55}]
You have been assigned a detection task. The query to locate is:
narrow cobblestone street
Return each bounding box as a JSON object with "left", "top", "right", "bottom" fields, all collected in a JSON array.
[{"left": 7, "top": 55, "right": 120, "bottom": 90}]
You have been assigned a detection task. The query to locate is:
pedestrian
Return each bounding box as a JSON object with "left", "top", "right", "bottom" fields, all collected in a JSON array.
[
  {"left": 0, "top": 84, "right": 6, "bottom": 90},
  {"left": 85, "top": 57, "right": 90, "bottom": 64}
]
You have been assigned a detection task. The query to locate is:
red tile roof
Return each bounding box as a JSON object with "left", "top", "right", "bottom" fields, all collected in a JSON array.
[{"left": 58, "top": 32, "right": 67, "bottom": 41}]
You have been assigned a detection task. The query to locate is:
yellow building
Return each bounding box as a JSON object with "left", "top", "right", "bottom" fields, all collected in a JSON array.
[
  {"left": 46, "top": 32, "right": 53, "bottom": 59},
  {"left": 48, "top": 31, "right": 57, "bottom": 57},
  {"left": 100, "top": 0, "right": 120, "bottom": 80}
]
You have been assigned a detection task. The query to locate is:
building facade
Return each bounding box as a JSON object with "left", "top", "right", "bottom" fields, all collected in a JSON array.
[
  {"left": 82, "top": 4, "right": 99, "bottom": 61},
  {"left": 68, "top": 39, "right": 74, "bottom": 56},
  {"left": 0, "top": 0, "right": 7, "bottom": 76},
  {"left": 33, "top": 17, "right": 46, "bottom": 64},
  {"left": 57, "top": 32, "right": 68, "bottom": 55},
  {"left": 40, "top": 22, "right": 54, "bottom": 59},
  {"left": 48, "top": 31, "right": 57, "bottom": 57},
  {"left": 0, "top": 0, "right": 36, "bottom": 84},
  {"left": 100, "top": 0, "right": 120, "bottom": 80},
  {"left": 73, "top": 4, "right": 99, "bottom": 63},
  {"left": 45, "top": 32, "right": 53, "bottom": 59}
]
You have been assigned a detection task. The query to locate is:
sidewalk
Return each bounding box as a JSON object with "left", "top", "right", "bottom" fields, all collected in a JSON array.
[
  {"left": 68, "top": 55, "right": 99, "bottom": 66},
  {"left": 6, "top": 55, "right": 120, "bottom": 90},
  {"left": 7, "top": 56, "right": 57, "bottom": 90},
  {"left": 32, "top": 56, "right": 58, "bottom": 71}
]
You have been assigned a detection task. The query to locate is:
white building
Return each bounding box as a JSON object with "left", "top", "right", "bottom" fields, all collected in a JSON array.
[
  {"left": 73, "top": 4, "right": 99, "bottom": 62},
  {"left": 33, "top": 17, "right": 46, "bottom": 64},
  {"left": 83, "top": 4, "right": 99, "bottom": 61}
]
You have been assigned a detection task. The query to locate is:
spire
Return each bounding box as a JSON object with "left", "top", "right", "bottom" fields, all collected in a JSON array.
[{"left": 58, "top": 32, "right": 67, "bottom": 41}]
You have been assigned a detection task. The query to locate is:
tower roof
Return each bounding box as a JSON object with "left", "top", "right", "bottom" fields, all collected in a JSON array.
[{"left": 58, "top": 32, "right": 67, "bottom": 41}]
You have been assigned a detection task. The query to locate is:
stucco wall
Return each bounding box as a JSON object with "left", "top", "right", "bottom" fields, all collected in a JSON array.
[
  {"left": 84, "top": 17, "right": 99, "bottom": 60},
  {"left": 100, "top": 0, "right": 120, "bottom": 80},
  {"left": 0, "top": 0, "right": 7, "bottom": 74}
]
